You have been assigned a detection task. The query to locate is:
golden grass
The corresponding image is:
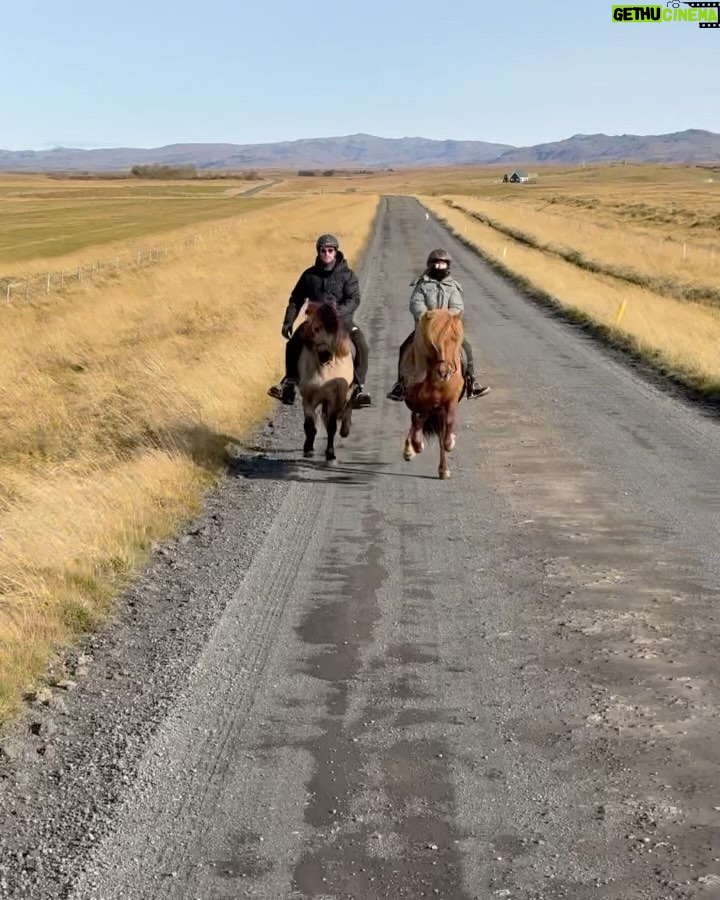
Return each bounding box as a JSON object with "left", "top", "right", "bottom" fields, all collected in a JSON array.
[
  {"left": 0, "top": 191, "right": 379, "bottom": 721},
  {"left": 421, "top": 195, "right": 720, "bottom": 396},
  {"left": 443, "top": 194, "right": 720, "bottom": 307}
]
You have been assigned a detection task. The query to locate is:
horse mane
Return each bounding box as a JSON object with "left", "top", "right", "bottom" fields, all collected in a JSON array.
[
  {"left": 315, "top": 300, "right": 341, "bottom": 334},
  {"left": 417, "top": 309, "right": 463, "bottom": 355},
  {"left": 305, "top": 296, "right": 352, "bottom": 358}
]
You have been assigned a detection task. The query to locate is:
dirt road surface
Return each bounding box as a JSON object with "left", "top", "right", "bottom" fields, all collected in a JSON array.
[{"left": 1, "top": 197, "right": 719, "bottom": 900}]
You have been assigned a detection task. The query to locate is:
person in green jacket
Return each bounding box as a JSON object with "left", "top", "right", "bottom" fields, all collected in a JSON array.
[{"left": 387, "top": 248, "right": 491, "bottom": 401}]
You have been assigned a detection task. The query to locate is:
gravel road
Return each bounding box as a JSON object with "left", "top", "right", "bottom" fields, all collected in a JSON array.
[{"left": 1, "top": 196, "right": 719, "bottom": 900}]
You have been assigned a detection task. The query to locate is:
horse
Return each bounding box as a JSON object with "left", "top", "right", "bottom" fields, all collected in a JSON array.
[
  {"left": 398, "top": 308, "right": 465, "bottom": 479},
  {"left": 297, "top": 298, "right": 355, "bottom": 462}
]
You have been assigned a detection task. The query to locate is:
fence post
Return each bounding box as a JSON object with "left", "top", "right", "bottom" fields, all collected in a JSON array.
[
  {"left": 5, "top": 282, "right": 10, "bottom": 303},
  {"left": 615, "top": 299, "right": 628, "bottom": 325},
  {"left": 46, "top": 273, "right": 51, "bottom": 293},
  {"left": 25, "top": 278, "right": 29, "bottom": 301}
]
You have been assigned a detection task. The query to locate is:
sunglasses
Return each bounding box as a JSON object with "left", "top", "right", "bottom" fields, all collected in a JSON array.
[{"left": 319, "top": 246, "right": 337, "bottom": 254}]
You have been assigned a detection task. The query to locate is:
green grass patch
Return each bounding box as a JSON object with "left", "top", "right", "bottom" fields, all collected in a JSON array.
[{"left": 0, "top": 192, "right": 280, "bottom": 265}]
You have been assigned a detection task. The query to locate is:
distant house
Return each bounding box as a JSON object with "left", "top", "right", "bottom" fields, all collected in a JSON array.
[{"left": 508, "top": 170, "right": 530, "bottom": 183}]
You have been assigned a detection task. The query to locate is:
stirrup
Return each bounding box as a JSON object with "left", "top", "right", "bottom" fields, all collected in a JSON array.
[
  {"left": 352, "top": 384, "right": 372, "bottom": 408},
  {"left": 466, "top": 379, "right": 491, "bottom": 400}
]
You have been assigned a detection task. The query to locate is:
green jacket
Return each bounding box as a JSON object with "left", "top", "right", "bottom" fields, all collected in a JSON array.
[{"left": 409, "top": 273, "right": 464, "bottom": 322}]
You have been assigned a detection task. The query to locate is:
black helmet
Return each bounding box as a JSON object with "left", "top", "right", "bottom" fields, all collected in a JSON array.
[
  {"left": 316, "top": 233, "right": 339, "bottom": 251},
  {"left": 426, "top": 248, "right": 452, "bottom": 267}
]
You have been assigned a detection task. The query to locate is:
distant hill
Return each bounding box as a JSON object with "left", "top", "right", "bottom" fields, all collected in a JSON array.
[
  {"left": 494, "top": 129, "right": 720, "bottom": 165},
  {"left": 0, "top": 129, "right": 718, "bottom": 172}
]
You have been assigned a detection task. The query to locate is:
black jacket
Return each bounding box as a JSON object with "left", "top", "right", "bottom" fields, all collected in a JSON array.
[{"left": 283, "top": 251, "right": 360, "bottom": 329}]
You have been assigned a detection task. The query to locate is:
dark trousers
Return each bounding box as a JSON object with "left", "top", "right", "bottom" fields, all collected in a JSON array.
[
  {"left": 286, "top": 323, "right": 368, "bottom": 384},
  {"left": 396, "top": 332, "right": 475, "bottom": 379}
]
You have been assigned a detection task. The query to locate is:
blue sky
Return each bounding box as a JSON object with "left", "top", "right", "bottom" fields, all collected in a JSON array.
[{"left": 1, "top": 0, "right": 717, "bottom": 151}]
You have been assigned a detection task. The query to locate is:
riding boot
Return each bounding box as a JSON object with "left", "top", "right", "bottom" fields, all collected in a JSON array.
[
  {"left": 351, "top": 382, "right": 372, "bottom": 408},
  {"left": 464, "top": 372, "right": 491, "bottom": 400},
  {"left": 267, "top": 376, "right": 297, "bottom": 405},
  {"left": 387, "top": 381, "right": 405, "bottom": 401}
]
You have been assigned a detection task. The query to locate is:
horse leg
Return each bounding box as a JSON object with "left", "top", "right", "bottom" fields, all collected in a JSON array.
[
  {"left": 403, "top": 424, "right": 416, "bottom": 461},
  {"left": 411, "top": 412, "right": 425, "bottom": 454},
  {"left": 403, "top": 412, "right": 425, "bottom": 462},
  {"left": 303, "top": 402, "right": 317, "bottom": 457},
  {"left": 444, "top": 404, "right": 457, "bottom": 453},
  {"left": 325, "top": 411, "right": 338, "bottom": 463},
  {"left": 439, "top": 410, "right": 451, "bottom": 479},
  {"left": 340, "top": 402, "right": 352, "bottom": 438}
]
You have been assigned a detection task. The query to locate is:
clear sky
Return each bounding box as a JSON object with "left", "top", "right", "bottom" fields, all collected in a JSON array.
[{"left": 1, "top": 0, "right": 718, "bottom": 151}]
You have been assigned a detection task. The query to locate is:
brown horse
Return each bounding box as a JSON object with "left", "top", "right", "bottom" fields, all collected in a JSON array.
[
  {"left": 297, "top": 298, "right": 354, "bottom": 462},
  {"left": 399, "top": 308, "right": 465, "bottom": 479}
]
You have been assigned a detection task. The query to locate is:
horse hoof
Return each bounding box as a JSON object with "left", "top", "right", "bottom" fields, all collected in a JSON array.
[
  {"left": 303, "top": 449, "right": 314, "bottom": 458},
  {"left": 403, "top": 444, "right": 415, "bottom": 461},
  {"left": 325, "top": 456, "right": 337, "bottom": 466},
  {"left": 439, "top": 469, "right": 451, "bottom": 480}
]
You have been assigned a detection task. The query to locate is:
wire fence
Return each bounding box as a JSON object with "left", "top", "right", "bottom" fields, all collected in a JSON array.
[{"left": 0, "top": 223, "right": 229, "bottom": 306}]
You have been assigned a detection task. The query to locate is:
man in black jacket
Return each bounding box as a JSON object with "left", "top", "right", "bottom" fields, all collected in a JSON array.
[{"left": 268, "top": 233, "right": 372, "bottom": 408}]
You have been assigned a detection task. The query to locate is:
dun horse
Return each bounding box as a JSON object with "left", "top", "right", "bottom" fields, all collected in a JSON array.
[
  {"left": 297, "top": 298, "right": 354, "bottom": 462},
  {"left": 399, "top": 308, "right": 465, "bottom": 479}
]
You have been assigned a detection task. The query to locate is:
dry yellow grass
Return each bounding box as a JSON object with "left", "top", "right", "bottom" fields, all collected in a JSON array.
[
  {"left": 421, "top": 195, "right": 720, "bottom": 395},
  {"left": 444, "top": 194, "right": 720, "bottom": 305},
  {"left": 0, "top": 191, "right": 379, "bottom": 720}
]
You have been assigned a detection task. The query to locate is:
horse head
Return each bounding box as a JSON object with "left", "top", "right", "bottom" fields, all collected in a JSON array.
[
  {"left": 303, "top": 295, "right": 351, "bottom": 365},
  {"left": 416, "top": 309, "right": 464, "bottom": 384}
]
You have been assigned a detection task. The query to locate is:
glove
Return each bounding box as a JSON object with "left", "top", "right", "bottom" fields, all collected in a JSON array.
[{"left": 281, "top": 303, "right": 296, "bottom": 339}]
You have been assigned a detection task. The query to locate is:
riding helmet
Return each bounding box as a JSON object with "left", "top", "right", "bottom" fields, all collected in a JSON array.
[
  {"left": 426, "top": 248, "right": 452, "bottom": 267},
  {"left": 316, "top": 233, "right": 339, "bottom": 251}
]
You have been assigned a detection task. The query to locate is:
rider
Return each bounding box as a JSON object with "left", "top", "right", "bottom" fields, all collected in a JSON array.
[
  {"left": 387, "top": 248, "right": 491, "bottom": 402},
  {"left": 268, "top": 233, "right": 372, "bottom": 408}
]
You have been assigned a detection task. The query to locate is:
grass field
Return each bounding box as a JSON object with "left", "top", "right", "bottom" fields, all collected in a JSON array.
[
  {"left": 0, "top": 183, "right": 379, "bottom": 721},
  {"left": 0, "top": 177, "right": 279, "bottom": 268}
]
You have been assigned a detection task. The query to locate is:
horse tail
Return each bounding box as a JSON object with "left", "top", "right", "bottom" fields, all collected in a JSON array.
[{"left": 422, "top": 410, "right": 446, "bottom": 438}]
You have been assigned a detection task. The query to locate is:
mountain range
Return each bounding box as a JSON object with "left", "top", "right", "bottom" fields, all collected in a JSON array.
[{"left": 1, "top": 129, "right": 718, "bottom": 172}]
